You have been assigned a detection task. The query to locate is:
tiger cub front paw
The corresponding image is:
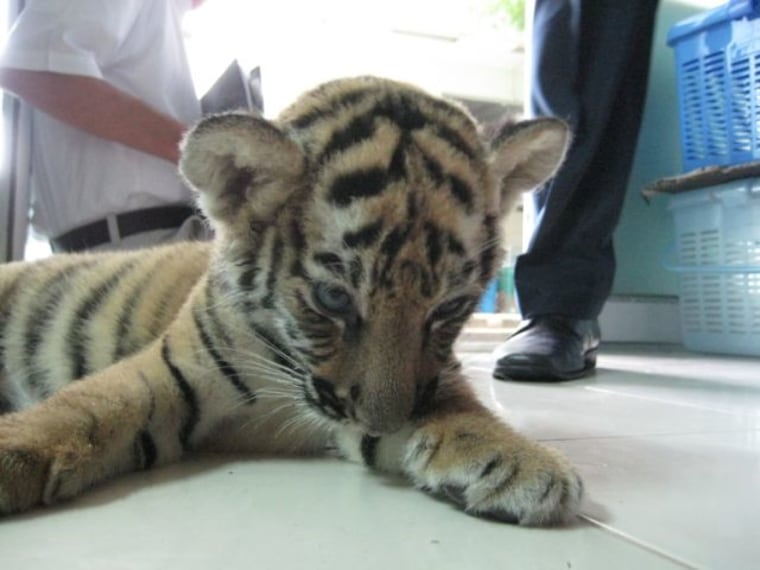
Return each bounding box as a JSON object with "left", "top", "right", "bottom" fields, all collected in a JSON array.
[
  {"left": 0, "top": 412, "right": 95, "bottom": 515},
  {"left": 0, "top": 447, "right": 50, "bottom": 515},
  {"left": 403, "top": 414, "right": 583, "bottom": 526},
  {"left": 0, "top": 416, "right": 54, "bottom": 514}
]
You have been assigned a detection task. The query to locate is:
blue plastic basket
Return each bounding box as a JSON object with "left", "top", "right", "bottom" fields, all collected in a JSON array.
[
  {"left": 664, "top": 178, "right": 760, "bottom": 356},
  {"left": 668, "top": 0, "right": 760, "bottom": 171}
]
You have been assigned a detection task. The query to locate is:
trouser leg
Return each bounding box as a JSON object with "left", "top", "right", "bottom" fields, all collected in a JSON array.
[{"left": 515, "top": 0, "right": 659, "bottom": 320}]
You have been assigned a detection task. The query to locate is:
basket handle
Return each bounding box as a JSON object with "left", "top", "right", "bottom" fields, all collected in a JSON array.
[
  {"left": 729, "top": 0, "right": 760, "bottom": 18},
  {"left": 662, "top": 243, "right": 760, "bottom": 274}
]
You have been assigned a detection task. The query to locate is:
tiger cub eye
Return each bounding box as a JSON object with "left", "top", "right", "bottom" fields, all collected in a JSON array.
[{"left": 313, "top": 282, "right": 354, "bottom": 315}]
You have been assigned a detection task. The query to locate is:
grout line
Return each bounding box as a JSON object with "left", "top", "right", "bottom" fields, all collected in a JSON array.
[
  {"left": 583, "top": 386, "right": 752, "bottom": 416},
  {"left": 579, "top": 513, "right": 700, "bottom": 569},
  {"left": 536, "top": 427, "right": 760, "bottom": 443}
]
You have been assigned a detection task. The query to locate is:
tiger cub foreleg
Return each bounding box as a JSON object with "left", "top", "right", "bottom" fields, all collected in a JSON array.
[
  {"left": 335, "top": 373, "right": 583, "bottom": 526},
  {"left": 0, "top": 337, "right": 201, "bottom": 514}
]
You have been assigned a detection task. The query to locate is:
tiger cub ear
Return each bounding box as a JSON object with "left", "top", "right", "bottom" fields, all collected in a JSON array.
[
  {"left": 488, "top": 117, "right": 571, "bottom": 217},
  {"left": 179, "top": 113, "right": 306, "bottom": 227}
]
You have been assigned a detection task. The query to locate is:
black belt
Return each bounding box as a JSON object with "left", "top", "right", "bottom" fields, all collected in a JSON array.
[{"left": 50, "top": 205, "right": 196, "bottom": 252}]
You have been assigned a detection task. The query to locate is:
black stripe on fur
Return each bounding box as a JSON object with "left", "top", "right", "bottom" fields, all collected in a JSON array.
[
  {"left": 292, "top": 83, "right": 479, "bottom": 168},
  {"left": 348, "top": 257, "right": 364, "bottom": 289},
  {"left": 419, "top": 151, "right": 474, "bottom": 212},
  {"left": 412, "top": 375, "right": 439, "bottom": 419},
  {"left": 289, "top": 88, "right": 373, "bottom": 130},
  {"left": 248, "top": 323, "right": 304, "bottom": 376},
  {"left": 134, "top": 372, "right": 158, "bottom": 469},
  {"left": 0, "top": 390, "right": 13, "bottom": 415},
  {"left": 0, "top": 271, "right": 27, "bottom": 366},
  {"left": 261, "top": 236, "right": 284, "bottom": 309},
  {"left": 374, "top": 223, "right": 413, "bottom": 288},
  {"left": 289, "top": 218, "right": 307, "bottom": 277},
  {"left": 430, "top": 122, "right": 478, "bottom": 162},
  {"left": 23, "top": 266, "right": 82, "bottom": 392},
  {"left": 447, "top": 233, "right": 466, "bottom": 256},
  {"left": 342, "top": 220, "right": 383, "bottom": 249},
  {"left": 204, "top": 284, "right": 236, "bottom": 348},
  {"left": 113, "top": 266, "right": 160, "bottom": 362},
  {"left": 68, "top": 263, "right": 135, "bottom": 380},
  {"left": 424, "top": 222, "right": 443, "bottom": 268},
  {"left": 479, "top": 214, "right": 499, "bottom": 283},
  {"left": 161, "top": 337, "right": 200, "bottom": 450},
  {"left": 328, "top": 168, "right": 388, "bottom": 207},
  {"left": 313, "top": 252, "right": 345, "bottom": 277},
  {"left": 193, "top": 310, "right": 256, "bottom": 404},
  {"left": 360, "top": 435, "right": 381, "bottom": 468},
  {"left": 311, "top": 376, "right": 346, "bottom": 420},
  {"left": 136, "top": 430, "right": 158, "bottom": 470},
  {"left": 318, "top": 113, "right": 376, "bottom": 165},
  {"left": 447, "top": 174, "right": 474, "bottom": 211}
]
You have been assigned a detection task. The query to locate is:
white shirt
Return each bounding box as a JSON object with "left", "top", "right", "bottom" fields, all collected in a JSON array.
[{"left": 0, "top": 0, "right": 201, "bottom": 237}]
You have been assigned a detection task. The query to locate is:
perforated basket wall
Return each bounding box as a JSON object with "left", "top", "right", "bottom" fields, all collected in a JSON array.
[
  {"left": 668, "top": 1, "right": 760, "bottom": 171},
  {"left": 668, "top": 179, "right": 760, "bottom": 356}
]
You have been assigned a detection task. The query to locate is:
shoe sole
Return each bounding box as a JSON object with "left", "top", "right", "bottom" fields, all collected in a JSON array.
[{"left": 493, "top": 350, "right": 598, "bottom": 382}]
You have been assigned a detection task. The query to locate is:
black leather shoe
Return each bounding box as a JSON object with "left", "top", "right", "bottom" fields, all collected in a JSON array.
[{"left": 492, "top": 316, "right": 601, "bottom": 381}]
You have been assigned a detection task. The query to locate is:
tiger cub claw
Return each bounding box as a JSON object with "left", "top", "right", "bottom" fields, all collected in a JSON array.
[{"left": 404, "top": 420, "right": 583, "bottom": 526}]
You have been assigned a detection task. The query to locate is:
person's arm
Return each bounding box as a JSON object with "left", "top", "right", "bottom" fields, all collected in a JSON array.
[{"left": 0, "top": 68, "right": 187, "bottom": 164}]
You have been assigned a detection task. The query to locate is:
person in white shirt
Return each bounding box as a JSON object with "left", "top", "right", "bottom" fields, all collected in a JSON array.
[{"left": 0, "top": 0, "right": 209, "bottom": 252}]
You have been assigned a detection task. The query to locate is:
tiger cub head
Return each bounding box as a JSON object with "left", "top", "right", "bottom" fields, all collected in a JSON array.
[{"left": 180, "top": 77, "right": 569, "bottom": 435}]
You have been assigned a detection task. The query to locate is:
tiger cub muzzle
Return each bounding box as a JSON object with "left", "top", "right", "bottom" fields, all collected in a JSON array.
[
  {"left": 305, "top": 373, "right": 438, "bottom": 436},
  {"left": 301, "top": 307, "right": 448, "bottom": 435}
]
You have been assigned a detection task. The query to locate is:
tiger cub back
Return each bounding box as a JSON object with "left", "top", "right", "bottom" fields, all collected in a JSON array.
[{"left": 0, "top": 243, "right": 209, "bottom": 409}]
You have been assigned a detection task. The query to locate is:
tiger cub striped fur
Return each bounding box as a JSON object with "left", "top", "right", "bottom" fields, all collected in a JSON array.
[{"left": 0, "top": 76, "right": 580, "bottom": 525}]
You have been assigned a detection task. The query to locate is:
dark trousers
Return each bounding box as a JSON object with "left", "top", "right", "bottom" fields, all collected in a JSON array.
[{"left": 515, "top": 0, "right": 659, "bottom": 320}]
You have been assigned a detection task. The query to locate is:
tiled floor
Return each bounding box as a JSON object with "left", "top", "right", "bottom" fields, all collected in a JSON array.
[{"left": 0, "top": 343, "right": 758, "bottom": 569}]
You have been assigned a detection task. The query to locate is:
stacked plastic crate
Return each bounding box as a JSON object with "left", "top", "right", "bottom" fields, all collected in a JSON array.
[{"left": 667, "top": 0, "right": 760, "bottom": 355}]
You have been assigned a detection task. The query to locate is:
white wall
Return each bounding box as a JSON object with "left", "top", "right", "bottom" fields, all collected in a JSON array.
[{"left": 183, "top": 0, "right": 525, "bottom": 116}]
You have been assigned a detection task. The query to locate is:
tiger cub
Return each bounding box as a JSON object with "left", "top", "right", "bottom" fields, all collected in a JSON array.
[{"left": 0, "top": 76, "right": 581, "bottom": 525}]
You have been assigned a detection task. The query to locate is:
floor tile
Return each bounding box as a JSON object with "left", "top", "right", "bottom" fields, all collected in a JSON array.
[
  {"left": 0, "top": 457, "right": 688, "bottom": 570},
  {"left": 591, "top": 345, "right": 760, "bottom": 416},
  {"left": 461, "top": 356, "right": 760, "bottom": 441},
  {"left": 0, "top": 343, "right": 757, "bottom": 569},
  {"left": 556, "top": 431, "right": 760, "bottom": 570}
]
